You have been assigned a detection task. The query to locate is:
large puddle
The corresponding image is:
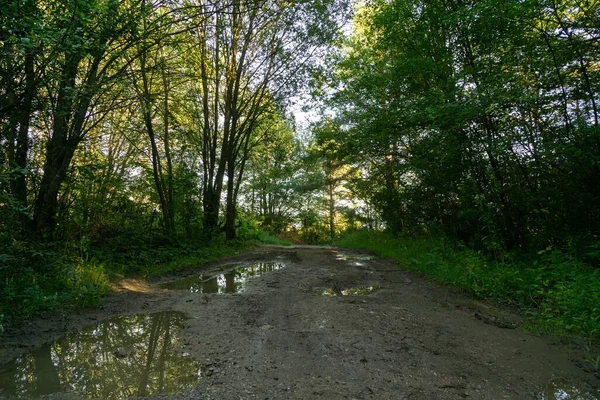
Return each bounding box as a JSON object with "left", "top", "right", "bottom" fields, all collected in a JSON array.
[
  {"left": 161, "top": 261, "right": 286, "bottom": 294},
  {"left": 538, "top": 378, "right": 599, "bottom": 400},
  {"left": 0, "top": 311, "right": 199, "bottom": 399}
]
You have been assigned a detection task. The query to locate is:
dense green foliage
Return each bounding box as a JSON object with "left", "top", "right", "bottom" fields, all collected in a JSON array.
[
  {"left": 340, "top": 230, "right": 600, "bottom": 339},
  {"left": 321, "top": 0, "right": 600, "bottom": 255},
  {"left": 310, "top": 0, "right": 600, "bottom": 337},
  {"left": 317, "top": 0, "right": 600, "bottom": 339}
]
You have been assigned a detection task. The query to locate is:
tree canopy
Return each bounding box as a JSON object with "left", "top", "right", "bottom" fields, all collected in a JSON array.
[{"left": 320, "top": 0, "right": 600, "bottom": 255}]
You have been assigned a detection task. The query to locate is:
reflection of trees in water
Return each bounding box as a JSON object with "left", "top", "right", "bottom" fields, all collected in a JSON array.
[
  {"left": 0, "top": 311, "right": 199, "bottom": 399},
  {"left": 165, "top": 261, "right": 286, "bottom": 294},
  {"left": 217, "top": 262, "right": 285, "bottom": 293},
  {"left": 539, "top": 379, "right": 598, "bottom": 400}
]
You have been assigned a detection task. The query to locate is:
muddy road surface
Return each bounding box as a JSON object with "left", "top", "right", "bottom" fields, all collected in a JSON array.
[{"left": 1, "top": 246, "right": 599, "bottom": 399}]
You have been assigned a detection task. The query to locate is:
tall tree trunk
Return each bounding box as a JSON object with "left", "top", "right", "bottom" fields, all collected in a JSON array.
[
  {"left": 202, "top": 186, "right": 223, "bottom": 239},
  {"left": 11, "top": 49, "right": 35, "bottom": 207},
  {"left": 33, "top": 137, "right": 79, "bottom": 237},
  {"left": 328, "top": 178, "right": 335, "bottom": 240},
  {"left": 224, "top": 160, "right": 236, "bottom": 240},
  {"left": 161, "top": 60, "right": 175, "bottom": 234},
  {"left": 32, "top": 52, "right": 100, "bottom": 239},
  {"left": 139, "top": 50, "right": 175, "bottom": 236}
]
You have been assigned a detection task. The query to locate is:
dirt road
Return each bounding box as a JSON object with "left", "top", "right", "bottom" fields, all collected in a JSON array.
[{"left": 1, "top": 246, "right": 599, "bottom": 399}]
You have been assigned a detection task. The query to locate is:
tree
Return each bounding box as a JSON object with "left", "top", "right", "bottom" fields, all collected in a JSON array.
[
  {"left": 185, "top": 0, "right": 348, "bottom": 240},
  {"left": 30, "top": 0, "right": 147, "bottom": 238},
  {"left": 310, "top": 118, "right": 355, "bottom": 239},
  {"left": 0, "top": 0, "right": 42, "bottom": 234},
  {"left": 242, "top": 113, "right": 301, "bottom": 232},
  {"left": 323, "top": 0, "right": 600, "bottom": 252}
]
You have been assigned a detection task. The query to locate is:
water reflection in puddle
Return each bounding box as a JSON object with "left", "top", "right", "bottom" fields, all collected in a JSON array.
[
  {"left": 341, "top": 286, "right": 382, "bottom": 296},
  {"left": 161, "top": 261, "right": 286, "bottom": 293},
  {"left": 0, "top": 311, "right": 199, "bottom": 399},
  {"left": 313, "top": 287, "right": 338, "bottom": 296},
  {"left": 336, "top": 253, "right": 376, "bottom": 261},
  {"left": 538, "top": 379, "right": 599, "bottom": 400},
  {"left": 313, "top": 286, "right": 381, "bottom": 296}
]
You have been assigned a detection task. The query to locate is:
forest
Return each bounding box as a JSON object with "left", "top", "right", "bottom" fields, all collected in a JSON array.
[{"left": 1, "top": 0, "right": 599, "bottom": 339}]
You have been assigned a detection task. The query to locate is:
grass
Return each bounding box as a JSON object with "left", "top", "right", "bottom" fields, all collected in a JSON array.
[
  {"left": 338, "top": 230, "right": 600, "bottom": 341},
  {"left": 0, "top": 254, "right": 112, "bottom": 329},
  {"left": 0, "top": 227, "right": 288, "bottom": 331},
  {"left": 143, "top": 239, "right": 255, "bottom": 276},
  {"left": 254, "top": 230, "right": 293, "bottom": 246}
]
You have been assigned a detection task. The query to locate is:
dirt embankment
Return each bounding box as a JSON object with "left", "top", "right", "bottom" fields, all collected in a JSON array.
[{"left": 1, "top": 246, "right": 599, "bottom": 399}]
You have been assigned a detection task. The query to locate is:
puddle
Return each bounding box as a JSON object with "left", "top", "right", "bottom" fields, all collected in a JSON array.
[
  {"left": 161, "top": 261, "right": 286, "bottom": 294},
  {"left": 313, "top": 286, "right": 381, "bottom": 296},
  {"left": 313, "top": 287, "right": 338, "bottom": 296},
  {"left": 341, "top": 286, "right": 382, "bottom": 296},
  {"left": 336, "top": 253, "right": 376, "bottom": 261},
  {"left": 0, "top": 311, "right": 199, "bottom": 399},
  {"left": 538, "top": 379, "right": 599, "bottom": 399}
]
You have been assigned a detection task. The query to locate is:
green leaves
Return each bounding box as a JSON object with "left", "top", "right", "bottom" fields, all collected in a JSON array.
[{"left": 322, "top": 0, "right": 600, "bottom": 252}]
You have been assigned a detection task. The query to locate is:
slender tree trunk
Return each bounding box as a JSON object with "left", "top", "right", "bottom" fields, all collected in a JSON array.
[
  {"left": 328, "top": 178, "right": 335, "bottom": 240},
  {"left": 161, "top": 61, "right": 176, "bottom": 233},
  {"left": 33, "top": 135, "right": 79, "bottom": 237},
  {"left": 11, "top": 50, "right": 35, "bottom": 207},
  {"left": 32, "top": 51, "right": 99, "bottom": 239},
  {"left": 139, "top": 51, "right": 175, "bottom": 236},
  {"left": 202, "top": 182, "right": 225, "bottom": 239},
  {"left": 224, "top": 160, "right": 236, "bottom": 240}
]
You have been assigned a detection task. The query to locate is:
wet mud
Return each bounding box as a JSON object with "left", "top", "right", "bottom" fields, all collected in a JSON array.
[{"left": 1, "top": 246, "right": 599, "bottom": 399}]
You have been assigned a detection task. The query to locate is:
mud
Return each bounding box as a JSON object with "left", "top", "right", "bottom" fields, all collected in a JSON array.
[{"left": 1, "top": 246, "right": 599, "bottom": 399}]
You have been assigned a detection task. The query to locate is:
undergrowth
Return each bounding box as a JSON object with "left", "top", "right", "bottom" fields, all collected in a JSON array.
[
  {"left": 338, "top": 230, "right": 600, "bottom": 340},
  {"left": 0, "top": 224, "right": 285, "bottom": 331}
]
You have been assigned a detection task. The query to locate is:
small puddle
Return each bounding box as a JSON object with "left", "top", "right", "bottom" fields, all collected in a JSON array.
[
  {"left": 336, "top": 253, "right": 376, "bottom": 261},
  {"left": 161, "top": 261, "right": 286, "bottom": 294},
  {"left": 313, "top": 286, "right": 381, "bottom": 296},
  {"left": 538, "top": 379, "right": 599, "bottom": 400},
  {"left": 341, "top": 286, "right": 382, "bottom": 296},
  {"left": 313, "top": 287, "right": 338, "bottom": 296},
  {"left": 0, "top": 311, "right": 199, "bottom": 399}
]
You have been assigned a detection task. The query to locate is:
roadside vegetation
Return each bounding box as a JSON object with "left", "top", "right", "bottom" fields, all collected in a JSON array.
[
  {"left": 0, "top": 223, "right": 289, "bottom": 331},
  {"left": 340, "top": 231, "right": 600, "bottom": 340},
  {"left": 0, "top": 0, "right": 346, "bottom": 331},
  {"left": 319, "top": 0, "right": 600, "bottom": 342}
]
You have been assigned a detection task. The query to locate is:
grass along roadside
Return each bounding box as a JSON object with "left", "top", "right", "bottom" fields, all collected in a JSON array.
[
  {"left": 338, "top": 230, "right": 600, "bottom": 341},
  {"left": 0, "top": 242, "right": 245, "bottom": 332},
  {"left": 0, "top": 230, "right": 290, "bottom": 332}
]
